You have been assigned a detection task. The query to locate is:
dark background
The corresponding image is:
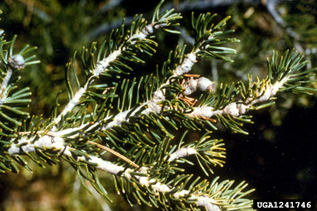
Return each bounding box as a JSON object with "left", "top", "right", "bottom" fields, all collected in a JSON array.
[{"left": 0, "top": 0, "right": 316, "bottom": 210}]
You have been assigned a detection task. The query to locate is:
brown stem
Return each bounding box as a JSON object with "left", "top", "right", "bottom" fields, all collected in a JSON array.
[{"left": 87, "top": 141, "right": 139, "bottom": 168}]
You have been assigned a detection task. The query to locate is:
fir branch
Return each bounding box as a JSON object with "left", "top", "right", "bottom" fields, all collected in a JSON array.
[
  {"left": 51, "top": 1, "right": 182, "bottom": 128},
  {"left": 89, "top": 154, "right": 253, "bottom": 211},
  {"left": 63, "top": 12, "right": 237, "bottom": 142},
  {"left": 0, "top": 33, "right": 39, "bottom": 136},
  {"left": 97, "top": 11, "right": 238, "bottom": 132},
  {"left": 168, "top": 146, "right": 198, "bottom": 162},
  {"left": 6, "top": 130, "right": 250, "bottom": 210},
  {"left": 0, "top": 68, "right": 13, "bottom": 104},
  {"left": 2, "top": 2, "right": 317, "bottom": 211},
  {"left": 87, "top": 140, "right": 139, "bottom": 168},
  {"left": 189, "top": 50, "right": 317, "bottom": 134}
]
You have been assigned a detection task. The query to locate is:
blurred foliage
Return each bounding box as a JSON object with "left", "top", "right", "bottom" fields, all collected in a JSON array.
[{"left": 0, "top": 0, "right": 317, "bottom": 210}]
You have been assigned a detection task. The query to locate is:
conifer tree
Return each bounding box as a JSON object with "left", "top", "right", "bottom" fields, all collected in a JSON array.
[{"left": 0, "top": 1, "right": 316, "bottom": 210}]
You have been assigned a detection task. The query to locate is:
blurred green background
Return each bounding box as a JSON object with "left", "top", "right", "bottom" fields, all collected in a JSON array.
[{"left": 0, "top": 0, "right": 317, "bottom": 210}]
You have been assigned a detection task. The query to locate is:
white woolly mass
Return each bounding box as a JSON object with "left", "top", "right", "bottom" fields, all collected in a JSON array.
[
  {"left": 102, "top": 89, "right": 165, "bottom": 129},
  {"left": 190, "top": 78, "right": 289, "bottom": 120},
  {"left": 148, "top": 180, "right": 221, "bottom": 211},
  {"left": 258, "top": 88, "right": 272, "bottom": 102},
  {"left": 83, "top": 156, "right": 129, "bottom": 177},
  {"left": 190, "top": 106, "right": 219, "bottom": 118},
  {"left": 197, "top": 77, "right": 214, "bottom": 92},
  {"left": 195, "top": 196, "right": 221, "bottom": 211},
  {"left": 182, "top": 79, "right": 197, "bottom": 95},
  {"left": 223, "top": 102, "right": 240, "bottom": 117},
  {"left": 222, "top": 82, "right": 286, "bottom": 117},
  {"left": 266, "top": 79, "right": 287, "bottom": 99},
  {"left": 53, "top": 83, "right": 89, "bottom": 127},
  {"left": 80, "top": 155, "right": 221, "bottom": 211},
  {"left": 142, "top": 89, "right": 166, "bottom": 115},
  {"left": 94, "top": 22, "right": 168, "bottom": 76},
  {"left": 105, "top": 110, "right": 130, "bottom": 129},
  {"left": 141, "top": 101, "right": 162, "bottom": 116},
  {"left": 135, "top": 168, "right": 172, "bottom": 193},
  {"left": 9, "top": 54, "right": 26, "bottom": 70},
  {"left": 152, "top": 182, "right": 172, "bottom": 193},
  {"left": 0, "top": 69, "right": 13, "bottom": 105},
  {"left": 190, "top": 103, "right": 243, "bottom": 119},
  {"left": 130, "top": 24, "right": 154, "bottom": 41},
  {"left": 237, "top": 103, "right": 247, "bottom": 114},
  {"left": 270, "top": 82, "right": 281, "bottom": 96},
  {"left": 173, "top": 190, "right": 190, "bottom": 198},
  {"left": 153, "top": 89, "right": 165, "bottom": 101},
  {"left": 8, "top": 136, "right": 32, "bottom": 155},
  {"left": 172, "top": 186, "right": 220, "bottom": 211},
  {"left": 8, "top": 134, "right": 71, "bottom": 156},
  {"left": 168, "top": 147, "right": 198, "bottom": 162},
  {"left": 228, "top": 80, "right": 287, "bottom": 116},
  {"left": 183, "top": 77, "right": 214, "bottom": 96},
  {"left": 190, "top": 103, "right": 245, "bottom": 118},
  {"left": 130, "top": 22, "right": 167, "bottom": 43},
  {"left": 174, "top": 53, "right": 197, "bottom": 76},
  {"left": 93, "top": 50, "right": 122, "bottom": 76}
]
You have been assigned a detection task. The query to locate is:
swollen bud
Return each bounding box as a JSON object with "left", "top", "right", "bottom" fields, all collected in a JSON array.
[
  {"left": 8, "top": 54, "right": 25, "bottom": 70},
  {"left": 182, "top": 77, "right": 214, "bottom": 96}
]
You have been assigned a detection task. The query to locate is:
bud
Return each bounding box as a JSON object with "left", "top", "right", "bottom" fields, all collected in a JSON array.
[
  {"left": 196, "top": 77, "right": 214, "bottom": 92},
  {"left": 8, "top": 54, "right": 26, "bottom": 70},
  {"left": 182, "top": 77, "right": 214, "bottom": 96}
]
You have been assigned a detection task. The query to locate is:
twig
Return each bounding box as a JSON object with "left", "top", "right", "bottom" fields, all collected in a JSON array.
[
  {"left": 17, "top": 131, "right": 139, "bottom": 168},
  {"left": 87, "top": 140, "right": 139, "bottom": 168}
]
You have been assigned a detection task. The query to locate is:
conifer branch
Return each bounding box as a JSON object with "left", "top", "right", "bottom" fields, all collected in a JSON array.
[
  {"left": 1, "top": 2, "right": 316, "bottom": 211},
  {"left": 189, "top": 50, "right": 317, "bottom": 134},
  {"left": 51, "top": 1, "right": 182, "bottom": 128},
  {"left": 14, "top": 131, "right": 139, "bottom": 168},
  {"left": 87, "top": 140, "right": 139, "bottom": 168}
]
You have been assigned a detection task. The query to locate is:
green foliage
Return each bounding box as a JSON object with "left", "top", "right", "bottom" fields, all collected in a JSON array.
[
  {"left": 0, "top": 34, "right": 39, "bottom": 137},
  {"left": 1, "top": 1, "right": 317, "bottom": 211},
  {"left": 191, "top": 12, "right": 238, "bottom": 61}
]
